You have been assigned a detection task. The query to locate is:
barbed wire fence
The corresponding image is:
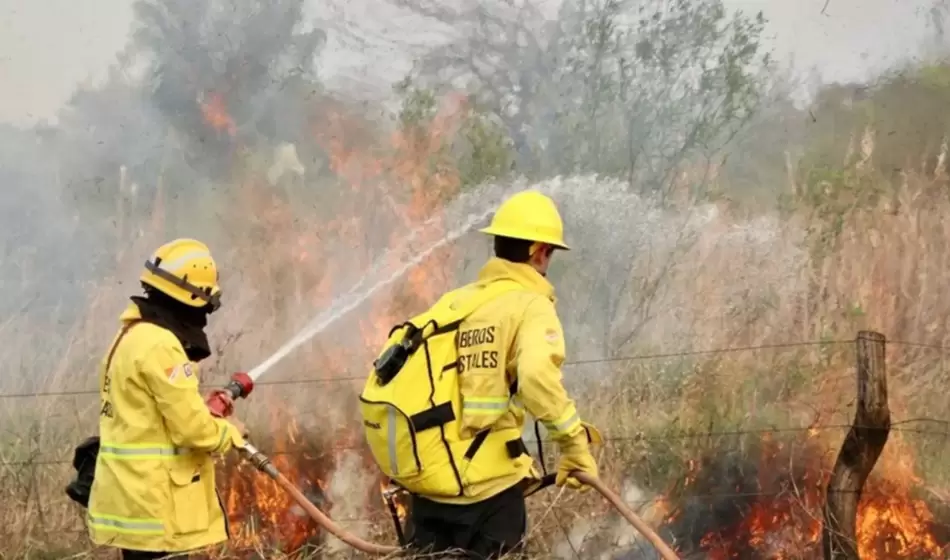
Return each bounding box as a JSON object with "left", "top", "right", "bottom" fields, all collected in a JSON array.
[
  {"left": 5, "top": 336, "right": 950, "bottom": 400},
  {"left": 1, "top": 334, "right": 949, "bottom": 556}
]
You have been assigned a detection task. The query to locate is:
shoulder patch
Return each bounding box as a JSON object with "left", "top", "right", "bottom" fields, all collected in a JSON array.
[{"left": 165, "top": 362, "right": 195, "bottom": 382}]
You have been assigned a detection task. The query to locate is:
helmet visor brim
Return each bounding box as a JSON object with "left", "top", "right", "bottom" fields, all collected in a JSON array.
[{"left": 144, "top": 260, "right": 221, "bottom": 311}]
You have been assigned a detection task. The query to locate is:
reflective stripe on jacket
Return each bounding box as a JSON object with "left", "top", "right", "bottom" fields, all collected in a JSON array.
[{"left": 87, "top": 303, "right": 244, "bottom": 552}]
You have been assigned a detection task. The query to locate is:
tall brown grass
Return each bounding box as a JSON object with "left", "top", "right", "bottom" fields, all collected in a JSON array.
[{"left": 3, "top": 129, "right": 950, "bottom": 558}]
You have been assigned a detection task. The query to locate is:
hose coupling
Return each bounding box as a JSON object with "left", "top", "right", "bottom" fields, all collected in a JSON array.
[{"left": 240, "top": 442, "right": 279, "bottom": 479}]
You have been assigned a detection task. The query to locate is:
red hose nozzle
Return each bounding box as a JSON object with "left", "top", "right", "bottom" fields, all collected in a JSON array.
[{"left": 206, "top": 372, "right": 254, "bottom": 417}]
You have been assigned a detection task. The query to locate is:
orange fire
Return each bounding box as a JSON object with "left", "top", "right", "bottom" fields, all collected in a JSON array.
[
  {"left": 674, "top": 430, "right": 948, "bottom": 559},
  {"left": 198, "top": 87, "right": 949, "bottom": 558},
  {"left": 210, "top": 92, "right": 470, "bottom": 556},
  {"left": 200, "top": 91, "right": 237, "bottom": 137},
  {"left": 217, "top": 414, "right": 333, "bottom": 552},
  {"left": 380, "top": 479, "right": 410, "bottom": 522}
]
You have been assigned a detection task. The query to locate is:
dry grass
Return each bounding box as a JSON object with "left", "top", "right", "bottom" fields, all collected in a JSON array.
[{"left": 4, "top": 132, "right": 950, "bottom": 559}]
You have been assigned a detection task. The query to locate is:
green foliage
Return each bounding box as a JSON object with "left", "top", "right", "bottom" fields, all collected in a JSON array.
[
  {"left": 453, "top": 104, "right": 514, "bottom": 188},
  {"left": 394, "top": 76, "right": 439, "bottom": 129},
  {"left": 779, "top": 64, "right": 950, "bottom": 339},
  {"left": 53, "top": 0, "right": 327, "bottom": 207},
  {"left": 398, "top": 0, "right": 772, "bottom": 192},
  {"left": 788, "top": 61, "right": 950, "bottom": 273},
  {"left": 801, "top": 61, "right": 950, "bottom": 183},
  {"left": 393, "top": 77, "right": 514, "bottom": 189},
  {"left": 128, "top": 0, "right": 325, "bottom": 145},
  {"left": 31, "top": 0, "right": 331, "bottom": 260}
]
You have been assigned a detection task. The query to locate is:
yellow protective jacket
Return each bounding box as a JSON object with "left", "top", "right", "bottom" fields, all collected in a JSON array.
[
  {"left": 87, "top": 303, "right": 244, "bottom": 553},
  {"left": 362, "top": 257, "right": 585, "bottom": 505},
  {"left": 454, "top": 257, "right": 585, "bottom": 502}
]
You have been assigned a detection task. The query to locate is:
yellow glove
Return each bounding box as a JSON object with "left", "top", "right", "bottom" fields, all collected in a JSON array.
[
  {"left": 555, "top": 423, "right": 601, "bottom": 491},
  {"left": 582, "top": 421, "right": 604, "bottom": 445}
]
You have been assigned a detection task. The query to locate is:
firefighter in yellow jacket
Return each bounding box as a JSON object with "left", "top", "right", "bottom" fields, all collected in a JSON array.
[
  {"left": 87, "top": 239, "right": 248, "bottom": 560},
  {"left": 360, "top": 190, "right": 601, "bottom": 559}
]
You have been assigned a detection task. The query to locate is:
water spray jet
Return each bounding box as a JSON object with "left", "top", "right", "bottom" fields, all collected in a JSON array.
[
  {"left": 221, "top": 177, "right": 716, "bottom": 557},
  {"left": 242, "top": 191, "right": 519, "bottom": 383},
  {"left": 236, "top": 178, "right": 599, "bottom": 385}
]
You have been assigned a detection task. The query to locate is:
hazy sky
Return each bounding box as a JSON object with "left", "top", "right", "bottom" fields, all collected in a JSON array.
[{"left": 0, "top": 0, "right": 938, "bottom": 126}]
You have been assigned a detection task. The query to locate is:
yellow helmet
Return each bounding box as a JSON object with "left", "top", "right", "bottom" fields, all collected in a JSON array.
[
  {"left": 479, "top": 190, "right": 569, "bottom": 250},
  {"left": 140, "top": 238, "right": 222, "bottom": 310}
]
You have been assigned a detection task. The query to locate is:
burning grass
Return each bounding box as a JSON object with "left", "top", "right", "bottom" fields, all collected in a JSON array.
[
  {"left": 662, "top": 434, "right": 950, "bottom": 559},
  {"left": 4, "top": 113, "right": 950, "bottom": 559},
  {"left": 7, "top": 342, "right": 949, "bottom": 559}
]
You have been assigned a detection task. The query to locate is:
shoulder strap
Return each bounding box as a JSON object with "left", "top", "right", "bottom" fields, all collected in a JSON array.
[
  {"left": 437, "top": 279, "right": 524, "bottom": 330},
  {"left": 393, "top": 279, "right": 522, "bottom": 356},
  {"left": 104, "top": 320, "right": 142, "bottom": 373}
]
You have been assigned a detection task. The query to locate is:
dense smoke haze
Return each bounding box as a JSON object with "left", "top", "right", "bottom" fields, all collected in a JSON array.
[{"left": 3, "top": 0, "right": 950, "bottom": 558}]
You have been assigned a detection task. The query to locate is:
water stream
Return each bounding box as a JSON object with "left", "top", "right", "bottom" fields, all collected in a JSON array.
[{"left": 246, "top": 179, "right": 552, "bottom": 381}]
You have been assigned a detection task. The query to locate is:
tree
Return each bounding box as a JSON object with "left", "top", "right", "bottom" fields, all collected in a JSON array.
[
  {"left": 43, "top": 0, "right": 332, "bottom": 242},
  {"left": 799, "top": 62, "right": 950, "bottom": 186},
  {"left": 126, "top": 0, "right": 327, "bottom": 179},
  {"left": 382, "top": 0, "right": 771, "bottom": 197},
  {"left": 393, "top": 77, "right": 513, "bottom": 189},
  {"left": 372, "top": 0, "right": 771, "bottom": 356}
]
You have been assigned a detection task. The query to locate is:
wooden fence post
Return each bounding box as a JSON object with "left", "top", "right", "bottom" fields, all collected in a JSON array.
[{"left": 821, "top": 331, "right": 891, "bottom": 559}]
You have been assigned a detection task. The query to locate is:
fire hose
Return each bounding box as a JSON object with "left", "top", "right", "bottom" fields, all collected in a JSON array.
[
  {"left": 207, "top": 373, "right": 678, "bottom": 557},
  {"left": 238, "top": 443, "right": 681, "bottom": 560},
  {"left": 572, "top": 471, "right": 680, "bottom": 560},
  {"left": 240, "top": 442, "right": 399, "bottom": 555}
]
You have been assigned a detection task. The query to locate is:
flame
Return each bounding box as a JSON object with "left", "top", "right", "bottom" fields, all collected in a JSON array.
[
  {"left": 380, "top": 479, "right": 409, "bottom": 522},
  {"left": 218, "top": 410, "right": 333, "bottom": 552},
  {"left": 200, "top": 91, "right": 237, "bottom": 136},
  {"left": 212, "top": 92, "right": 469, "bottom": 556},
  {"left": 312, "top": 92, "right": 467, "bottom": 344},
  {"left": 672, "top": 431, "right": 949, "bottom": 559}
]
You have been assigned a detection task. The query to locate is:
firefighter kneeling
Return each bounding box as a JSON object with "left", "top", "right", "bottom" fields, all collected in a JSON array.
[
  {"left": 360, "top": 190, "right": 602, "bottom": 559},
  {"left": 83, "top": 239, "right": 249, "bottom": 560}
]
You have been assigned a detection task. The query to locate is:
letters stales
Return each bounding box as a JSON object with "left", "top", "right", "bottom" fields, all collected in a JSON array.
[{"left": 457, "top": 325, "right": 499, "bottom": 373}]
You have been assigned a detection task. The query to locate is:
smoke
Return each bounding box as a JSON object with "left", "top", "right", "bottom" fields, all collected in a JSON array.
[
  {"left": 324, "top": 450, "right": 376, "bottom": 555},
  {"left": 0, "top": 0, "right": 804, "bottom": 385},
  {"left": 249, "top": 170, "right": 808, "bottom": 382},
  {"left": 547, "top": 177, "right": 805, "bottom": 364},
  {"left": 4, "top": 2, "right": 950, "bottom": 558}
]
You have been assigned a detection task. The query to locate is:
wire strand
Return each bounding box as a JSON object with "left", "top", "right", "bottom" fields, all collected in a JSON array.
[
  {"left": 887, "top": 340, "right": 950, "bottom": 351},
  {"left": 0, "top": 338, "right": 857, "bottom": 399},
  {"left": 3, "top": 423, "right": 947, "bottom": 467},
  {"left": 5, "top": 337, "right": 950, "bottom": 399}
]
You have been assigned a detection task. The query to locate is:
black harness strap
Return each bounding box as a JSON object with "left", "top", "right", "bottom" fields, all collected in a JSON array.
[
  {"left": 505, "top": 438, "right": 528, "bottom": 459},
  {"left": 409, "top": 402, "right": 455, "bottom": 432},
  {"left": 534, "top": 421, "right": 547, "bottom": 476},
  {"left": 463, "top": 429, "right": 491, "bottom": 461},
  {"left": 507, "top": 378, "right": 549, "bottom": 473},
  {"left": 383, "top": 490, "right": 407, "bottom": 546}
]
